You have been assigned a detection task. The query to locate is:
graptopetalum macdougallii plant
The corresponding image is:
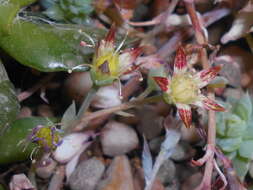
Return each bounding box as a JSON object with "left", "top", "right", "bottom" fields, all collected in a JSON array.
[{"left": 153, "top": 46, "right": 225, "bottom": 128}]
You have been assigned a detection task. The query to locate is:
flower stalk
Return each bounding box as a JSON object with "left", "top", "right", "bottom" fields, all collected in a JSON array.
[
  {"left": 76, "top": 85, "right": 98, "bottom": 119},
  {"left": 184, "top": 1, "right": 219, "bottom": 189}
]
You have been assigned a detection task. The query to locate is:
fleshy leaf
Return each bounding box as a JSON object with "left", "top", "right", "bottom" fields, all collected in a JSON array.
[
  {"left": 233, "top": 156, "right": 250, "bottom": 180},
  {"left": 0, "top": 0, "right": 135, "bottom": 72},
  {"left": 224, "top": 151, "right": 237, "bottom": 160},
  {"left": 0, "top": 117, "right": 57, "bottom": 164},
  {"left": 0, "top": 60, "right": 20, "bottom": 131},
  {"left": 238, "top": 140, "right": 253, "bottom": 159},
  {"left": 225, "top": 114, "right": 247, "bottom": 138},
  {"left": 243, "top": 120, "right": 253, "bottom": 140},
  {"left": 43, "top": 0, "right": 93, "bottom": 24},
  {"left": 217, "top": 137, "right": 242, "bottom": 152},
  {"left": 233, "top": 92, "right": 252, "bottom": 121},
  {"left": 216, "top": 112, "right": 227, "bottom": 137}
]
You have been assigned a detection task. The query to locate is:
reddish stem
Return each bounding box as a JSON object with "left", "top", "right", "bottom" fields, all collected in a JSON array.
[{"left": 185, "top": 1, "right": 218, "bottom": 189}]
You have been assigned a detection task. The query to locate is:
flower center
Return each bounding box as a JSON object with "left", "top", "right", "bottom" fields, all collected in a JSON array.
[
  {"left": 35, "top": 127, "right": 60, "bottom": 151},
  {"left": 170, "top": 74, "right": 198, "bottom": 104},
  {"left": 95, "top": 51, "right": 119, "bottom": 76}
]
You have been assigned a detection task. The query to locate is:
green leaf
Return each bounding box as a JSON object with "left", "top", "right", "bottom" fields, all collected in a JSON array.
[
  {"left": 233, "top": 93, "right": 252, "bottom": 121},
  {"left": 44, "top": 5, "right": 65, "bottom": 21},
  {"left": 0, "top": 0, "right": 95, "bottom": 72},
  {"left": 0, "top": 60, "right": 20, "bottom": 130},
  {"left": 0, "top": 117, "right": 56, "bottom": 164},
  {"left": 216, "top": 112, "right": 226, "bottom": 136},
  {"left": 225, "top": 151, "right": 237, "bottom": 160},
  {"left": 0, "top": 0, "right": 137, "bottom": 72},
  {"left": 242, "top": 124, "right": 253, "bottom": 140},
  {"left": 225, "top": 114, "right": 247, "bottom": 138},
  {"left": 233, "top": 156, "right": 250, "bottom": 180},
  {"left": 0, "top": 19, "right": 105, "bottom": 72},
  {"left": 217, "top": 137, "right": 242, "bottom": 152},
  {"left": 238, "top": 140, "right": 253, "bottom": 159}
]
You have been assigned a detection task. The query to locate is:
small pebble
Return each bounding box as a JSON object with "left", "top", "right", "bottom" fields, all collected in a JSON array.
[
  {"left": 171, "top": 142, "right": 196, "bottom": 161},
  {"left": 137, "top": 105, "right": 163, "bottom": 140},
  {"left": 69, "top": 157, "right": 105, "bottom": 190},
  {"left": 181, "top": 172, "right": 202, "bottom": 190},
  {"left": 96, "top": 155, "right": 135, "bottom": 190},
  {"left": 101, "top": 121, "right": 139, "bottom": 156},
  {"left": 157, "top": 159, "right": 176, "bottom": 186}
]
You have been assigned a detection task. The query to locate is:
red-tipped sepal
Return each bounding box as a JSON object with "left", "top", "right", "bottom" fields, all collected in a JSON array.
[
  {"left": 119, "top": 47, "right": 143, "bottom": 74},
  {"left": 195, "top": 65, "right": 222, "bottom": 88},
  {"left": 97, "top": 26, "right": 117, "bottom": 57},
  {"left": 174, "top": 46, "right": 187, "bottom": 75},
  {"left": 153, "top": 77, "right": 169, "bottom": 91},
  {"left": 194, "top": 95, "right": 225, "bottom": 112},
  {"left": 176, "top": 103, "right": 192, "bottom": 128},
  {"left": 202, "top": 96, "right": 225, "bottom": 111}
]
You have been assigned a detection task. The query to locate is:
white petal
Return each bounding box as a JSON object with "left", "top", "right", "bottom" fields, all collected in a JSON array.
[
  {"left": 53, "top": 132, "right": 93, "bottom": 163},
  {"left": 92, "top": 83, "right": 122, "bottom": 108}
]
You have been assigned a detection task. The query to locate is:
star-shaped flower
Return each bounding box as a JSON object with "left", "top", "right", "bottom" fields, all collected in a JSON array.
[
  {"left": 28, "top": 124, "right": 62, "bottom": 152},
  {"left": 90, "top": 26, "right": 142, "bottom": 86},
  {"left": 153, "top": 46, "right": 225, "bottom": 128}
]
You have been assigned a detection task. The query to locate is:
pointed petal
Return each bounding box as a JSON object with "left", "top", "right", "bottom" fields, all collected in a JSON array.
[
  {"left": 174, "top": 46, "right": 187, "bottom": 75},
  {"left": 153, "top": 77, "right": 169, "bottom": 91},
  {"left": 193, "top": 95, "right": 225, "bottom": 112},
  {"left": 97, "top": 26, "right": 116, "bottom": 57},
  {"left": 118, "top": 47, "right": 143, "bottom": 73},
  {"left": 176, "top": 103, "right": 192, "bottom": 128},
  {"left": 194, "top": 65, "right": 222, "bottom": 88}
]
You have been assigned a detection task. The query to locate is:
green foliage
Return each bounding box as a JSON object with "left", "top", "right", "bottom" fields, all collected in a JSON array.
[
  {"left": 216, "top": 93, "right": 253, "bottom": 180},
  {"left": 43, "top": 0, "right": 93, "bottom": 24},
  {"left": 0, "top": 60, "right": 20, "bottom": 130},
  {"left": 0, "top": 0, "right": 102, "bottom": 72}
]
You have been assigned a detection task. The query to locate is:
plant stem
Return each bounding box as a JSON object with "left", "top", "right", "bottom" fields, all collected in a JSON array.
[
  {"left": 185, "top": 2, "right": 217, "bottom": 189},
  {"left": 76, "top": 85, "right": 98, "bottom": 119},
  {"left": 73, "top": 95, "right": 162, "bottom": 131},
  {"left": 17, "top": 74, "right": 55, "bottom": 102}
]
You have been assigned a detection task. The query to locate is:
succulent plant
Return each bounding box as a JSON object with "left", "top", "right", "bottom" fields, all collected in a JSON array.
[
  {"left": 43, "top": 0, "right": 93, "bottom": 24},
  {"left": 216, "top": 93, "right": 253, "bottom": 180}
]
